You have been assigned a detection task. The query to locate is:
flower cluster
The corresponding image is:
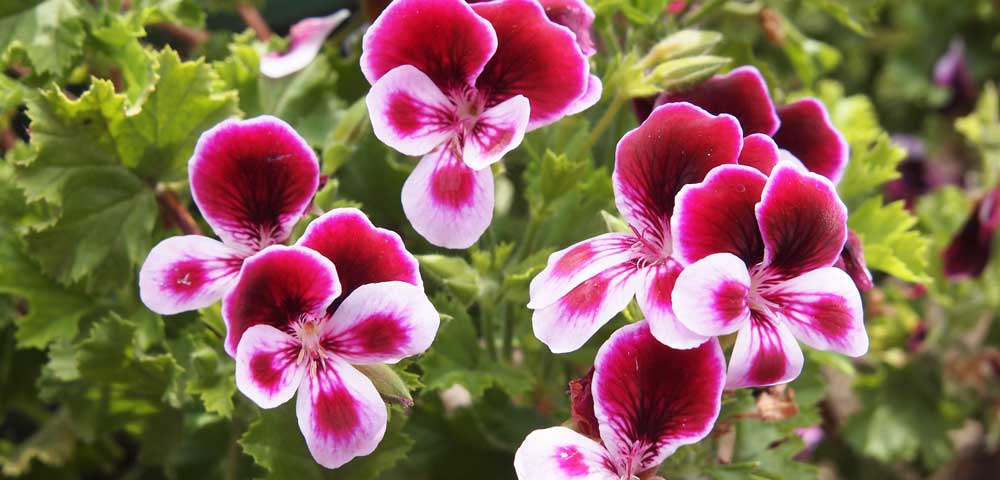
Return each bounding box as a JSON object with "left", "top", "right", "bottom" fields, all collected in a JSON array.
[
  {"left": 361, "top": 0, "right": 599, "bottom": 248},
  {"left": 139, "top": 116, "right": 439, "bottom": 469}
]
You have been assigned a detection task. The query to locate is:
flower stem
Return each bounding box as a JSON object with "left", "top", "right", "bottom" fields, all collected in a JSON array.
[
  {"left": 156, "top": 186, "right": 203, "bottom": 236},
  {"left": 236, "top": 2, "right": 271, "bottom": 41},
  {"left": 578, "top": 90, "right": 628, "bottom": 159}
]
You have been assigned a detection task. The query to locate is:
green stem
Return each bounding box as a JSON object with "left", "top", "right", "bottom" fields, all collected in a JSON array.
[
  {"left": 481, "top": 299, "right": 499, "bottom": 360},
  {"left": 577, "top": 91, "right": 628, "bottom": 159},
  {"left": 501, "top": 303, "right": 514, "bottom": 360}
]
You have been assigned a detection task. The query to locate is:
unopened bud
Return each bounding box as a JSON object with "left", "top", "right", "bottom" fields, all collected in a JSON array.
[
  {"left": 644, "top": 55, "right": 730, "bottom": 94},
  {"left": 639, "top": 29, "right": 722, "bottom": 70}
]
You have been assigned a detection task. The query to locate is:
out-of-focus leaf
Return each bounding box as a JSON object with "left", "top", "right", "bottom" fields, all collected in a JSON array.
[
  {"left": 0, "top": 0, "right": 85, "bottom": 76},
  {"left": 0, "top": 409, "right": 76, "bottom": 476}
]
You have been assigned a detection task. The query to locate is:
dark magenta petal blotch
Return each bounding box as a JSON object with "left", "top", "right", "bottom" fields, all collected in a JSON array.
[
  {"left": 471, "top": 0, "right": 589, "bottom": 129},
  {"left": 360, "top": 0, "right": 497, "bottom": 89},
  {"left": 727, "top": 315, "right": 804, "bottom": 388},
  {"left": 190, "top": 116, "right": 320, "bottom": 252},
  {"left": 772, "top": 98, "right": 849, "bottom": 183},
  {"left": 834, "top": 230, "right": 874, "bottom": 292},
  {"left": 737, "top": 133, "right": 782, "bottom": 176},
  {"left": 671, "top": 165, "right": 768, "bottom": 266},
  {"left": 768, "top": 268, "right": 868, "bottom": 357},
  {"left": 943, "top": 187, "right": 1000, "bottom": 279},
  {"left": 614, "top": 103, "right": 743, "bottom": 241},
  {"left": 139, "top": 235, "right": 245, "bottom": 315},
  {"left": 568, "top": 368, "right": 600, "bottom": 439},
  {"left": 592, "top": 321, "right": 725, "bottom": 474},
  {"left": 528, "top": 232, "right": 637, "bottom": 311},
  {"left": 235, "top": 325, "right": 307, "bottom": 408},
  {"left": 536, "top": 0, "right": 597, "bottom": 56},
  {"left": 756, "top": 164, "right": 848, "bottom": 278},
  {"left": 222, "top": 245, "right": 342, "bottom": 356},
  {"left": 655, "top": 66, "right": 780, "bottom": 136},
  {"left": 296, "top": 208, "right": 421, "bottom": 312}
]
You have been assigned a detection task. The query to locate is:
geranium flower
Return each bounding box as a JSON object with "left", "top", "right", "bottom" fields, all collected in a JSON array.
[
  {"left": 654, "top": 66, "right": 849, "bottom": 183},
  {"left": 228, "top": 208, "right": 437, "bottom": 468},
  {"left": 942, "top": 186, "right": 1000, "bottom": 279},
  {"left": 260, "top": 10, "right": 350, "bottom": 78},
  {"left": 934, "top": 38, "right": 979, "bottom": 116},
  {"left": 139, "top": 116, "right": 319, "bottom": 315},
  {"left": 513, "top": 321, "right": 725, "bottom": 479},
  {"left": 360, "top": 0, "right": 596, "bottom": 248},
  {"left": 528, "top": 103, "right": 743, "bottom": 353},
  {"left": 670, "top": 163, "right": 868, "bottom": 388}
]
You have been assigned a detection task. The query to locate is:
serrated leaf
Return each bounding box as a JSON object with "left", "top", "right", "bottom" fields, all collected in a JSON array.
[
  {"left": 0, "top": 0, "right": 85, "bottom": 76},
  {"left": 0, "top": 409, "right": 75, "bottom": 476},
  {"left": 849, "top": 198, "right": 932, "bottom": 283}
]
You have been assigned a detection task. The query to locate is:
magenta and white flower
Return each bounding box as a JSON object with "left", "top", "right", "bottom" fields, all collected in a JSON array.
[
  {"left": 260, "top": 10, "right": 350, "bottom": 78},
  {"left": 528, "top": 103, "right": 743, "bottom": 353},
  {"left": 228, "top": 208, "right": 437, "bottom": 468},
  {"left": 670, "top": 163, "right": 868, "bottom": 388},
  {"left": 656, "top": 66, "right": 849, "bottom": 183},
  {"left": 361, "top": 0, "right": 597, "bottom": 248},
  {"left": 139, "top": 116, "right": 319, "bottom": 315},
  {"left": 514, "top": 321, "right": 725, "bottom": 479}
]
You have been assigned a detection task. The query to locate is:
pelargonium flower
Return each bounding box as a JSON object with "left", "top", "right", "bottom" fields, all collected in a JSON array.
[
  {"left": 228, "top": 208, "right": 437, "bottom": 468},
  {"left": 942, "top": 186, "right": 1000, "bottom": 279},
  {"left": 139, "top": 116, "right": 319, "bottom": 315},
  {"left": 361, "top": 0, "right": 596, "bottom": 248},
  {"left": 654, "top": 66, "right": 849, "bottom": 183},
  {"left": 670, "top": 163, "right": 868, "bottom": 388},
  {"left": 514, "top": 321, "right": 725, "bottom": 479},
  {"left": 260, "top": 10, "right": 350, "bottom": 78},
  {"left": 934, "top": 38, "right": 979, "bottom": 116},
  {"left": 528, "top": 103, "right": 743, "bottom": 353}
]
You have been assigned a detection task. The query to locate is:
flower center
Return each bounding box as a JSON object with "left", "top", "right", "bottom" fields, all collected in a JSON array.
[
  {"left": 292, "top": 316, "right": 330, "bottom": 368},
  {"left": 629, "top": 219, "right": 672, "bottom": 267},
  {"left": 747, "top": 266, "right": 781, "bottom": 315}
]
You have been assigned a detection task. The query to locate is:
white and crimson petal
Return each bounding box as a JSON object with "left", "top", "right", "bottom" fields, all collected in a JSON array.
[
  {"left": 360, "top": 0, "right": 498, "bottom": 89},
  {"left": 636, "top": 261, "right": 710, "bottom": 349},
  {"left": 592, "top": 322, "right": 725, "bottom": 474},
  {"left": 531, "top": 261, "right": 640, "bottom": 354},
  {"left": 296, "top": 357, "right": 388, "bottom": 469},
  {"left": 726, "top": 316, "right": 804, "bottom": 389},
  {"left": 528, "top": 233, "right": 638, "bottom": 310},
  {"left": 138, "top": 235, "right": 244, "bottom": 315},
  {"left": 189, "top": 116, "right": 320, "bottom": 252},
  {"left": 565, "top": 74, "right": 602, "bottom": 116},
  {"left": 366, "top": 65, "right": 458, "bottom": 157},
  {"left": 756, "top": 163, "right": 848, "bottom": 278},
  {"left": 222, "top": 245, "right": 341, "bottom": 356},
  {"left": 260, "top": 10, "right": 350, "bottom": 78},
  {"left": 766, "top": 268, "right": 868, "bottom": 357},
  {"left": 772, "top": 98, "right": 849, "bottom": 183},
  {"left": 235, "top": 324, "right": 306, "bottom": 408},
  {"left": 321, "top": 282, "right": 440, "bottom": 364},
  {"left": 401, "top": 147, "right": 495, "bottom": 249},
  {"left": 672, "top": 253, "right": 752, "bottom": 337},
  {"left": 613, "top": 103, "right": 743, "bottom": 241},
  {"left": 514, "top": 427, "right": 616, "bottom": 480},
  {"left": 671, "top": 165, "right": 767, "bottom": 266},
  {"left": 461, "top": 94, "right": 530, "bottom": 170}
]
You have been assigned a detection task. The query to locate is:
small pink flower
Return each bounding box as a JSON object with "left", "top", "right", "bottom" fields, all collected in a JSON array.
[
  {"left": 514, "top": 321, "right": 725, "bottom": 479},
  {"left": 361, "top": 0, "right": 597, "bottom": 248},
  {"left": 228, "top": 208, "right": 438, "bottom": 468},
  {"left": 528, "top": 103, "right": 743, "bottom": 353},
  {"left": 670, "top": 163, "right": 868, "bottom": 388},
  {"left": 260, "top": 10, "right": 350, "bottom": 78},
  {"left": 139, "top": 116, "right": 319, "bottom": 315}
]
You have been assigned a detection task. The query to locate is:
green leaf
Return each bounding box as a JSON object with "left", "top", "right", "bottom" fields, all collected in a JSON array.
[
  {"left": 956, "top": 83, "right": 1000, "bottom": 187},
  {"left": 848, "top": 198, "right": 932, "bottom": 283},
  {"left": 186, "top": 343, "right": 236, "bottom": 417},
  {"left": 416, "top": 254, "right": 485, "bottom": 301},
  {"left": 0, "top": 409, "right": 76, "bottom": 476},
  {"left": 0, "top": 0, "right": 85, "bottom": 76}
]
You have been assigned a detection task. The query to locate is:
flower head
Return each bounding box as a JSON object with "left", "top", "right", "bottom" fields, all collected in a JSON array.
[
  {"left": 229, "top": 208, "right": 437, "bottom": 468},
  {"left": 514, "top": 321, "right": 725, "bottom": 479},
  {"left": 260, "top": 10, "right": 350, "bottom": 78},
  {"left": 528, "top": 103, "right": 743, "bottom": 353},
  {"left": 942, "top": 186, "right": 1000, "bottom": 279},
  {"left": 139, "top": 116, "right": 319, "bottom": 315},
  {"left": 934, "top": 38, "right": 979, "bottom": 116},
  {"left": 361, "top": 0, "right": 597, "bottom": 248},
  {"left": 670, "top": 163, "right": 868, "bottom": 388}
]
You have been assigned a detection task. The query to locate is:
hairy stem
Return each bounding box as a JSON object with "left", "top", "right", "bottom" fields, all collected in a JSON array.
[
  {"left": 236, "top": 3, "right": 272, "bottom": 41},
  {"left": 155, "top": 187, "right": 203, "bottom": 236}
]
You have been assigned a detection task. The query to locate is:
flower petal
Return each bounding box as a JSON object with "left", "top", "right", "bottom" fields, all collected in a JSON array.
[
  {"left": 767, "top": 267, "right": 867, "bottom": 357},
  {"left": 636, "top": 261, "right": 710, "bottom": 349},
  {"left": 537, "top": 0, "right": 597, "bottom": 56},
  {"left": 190, "top": 116, "right": 319, "bottom": 252},
  {"left": 222, "top": 245, "right": 341, "bottom": 357},
  {"left": 531, "top": 261, "right": 639, "bottom": 354},
  {"left": 471, "top": 0, "right": 589, "bottom": 130},
  {"left": 401, "top": 148, "right": 494, "bottom": 249},
  {"left": 756, "top": 163, "right": 848, "bottom": 278},
  {"left": 613, "top": 103, "right": 743, "bottom": 240},
  {"left": 360, "top": 0, "right": 497, "bottom": 89},
  {"left": 235, "top": 324, "right": 305, "bottom": 408},
  {"left": 462, "top": 94, "right": 530, "bottom": 170},
  {"left": 297, "top": 358, "right": 387, "bottom": 469},
  {"left": 772, "top": 98, "right": 849, "bottom": 183},
  {"left": 834, "top": 230, "right": 874, "bottom": 292},
  {"left": 528, "top": 232, "right": 638, "bottom": 310},
  {"left": 672, "top": 253, "right": 752, "bottom": 337},
  {"left": 321, "top": 281, "right": 439, "bottom": 364},
  {"left": 726, "top": 316, "right": 804, "bottom": 388},
  {"left": 366, "top": 65, "right": 458, "bottom": 157},
  {"left": 737, "top": 133, "right": 781, "bottom": 176},
  {"left": 139, "top": 236, "right": 244, "bottom": 315},
  {"left": 942, "top": 187, "right": 1000, "bottom": 279},
  {"left": 296, "top": 208, "right": 421, "bottom": 312},
  {"left": 671, "top": 164, "right": 767, "bottom": 266},
  {"left": 593, "top": 321, "right": 725, "bottom": 472},
  {"left": 260, "top": 10, "right": 350, "bottom": 78},
  {"left": 513, "top": 427, "right": 616, "bottom": 480},
  {"left": 564, "top": 74, "right": 602, "bottom": 116},
  {"left": 655, "top": 66, "right": 780, "bottom": 136}
]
